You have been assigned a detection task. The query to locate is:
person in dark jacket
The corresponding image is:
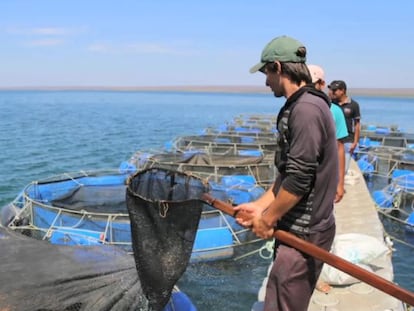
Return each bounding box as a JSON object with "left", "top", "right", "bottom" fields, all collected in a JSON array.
[{"left": 235, "top": 35, "right": 338, "bottom": 311}]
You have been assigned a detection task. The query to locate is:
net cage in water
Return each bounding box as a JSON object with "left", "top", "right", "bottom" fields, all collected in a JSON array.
[
  {"left": 3, "top": 169, "right": 134, "bottom": 250},
  {"left": 170, "top": 134, "right": 277, "bottom": 155},
  {"left": 130, "top": 151, "right": 277, "bottom": 187},
  {"left": 4, "top": 166, "right": 263, "bottom": 264},
  {"left": 126, "top": 167, "right": 209, "bottom": 310}
]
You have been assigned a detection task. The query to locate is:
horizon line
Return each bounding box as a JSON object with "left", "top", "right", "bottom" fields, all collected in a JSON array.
[{"left": 1, "top": 85, "right": 414, "bottom": 98}]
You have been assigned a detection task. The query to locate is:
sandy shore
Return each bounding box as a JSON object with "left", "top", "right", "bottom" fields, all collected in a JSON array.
[{"left": 1, "top": 85, "right": 414, "bottom": 98}]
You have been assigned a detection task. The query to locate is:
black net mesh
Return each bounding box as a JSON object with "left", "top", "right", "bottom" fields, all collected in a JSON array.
[
  {"left": 152, "top": 152, "right": 264, "bottom": 165},
  {"left": 126, "top": 167, "right": 207, "bottom": 311},
  {"left": 0, "top": 226, "right": 148, "bottom": 311},
  {"left": 51, "top": 184, "right": 127, "bottom": 213}
]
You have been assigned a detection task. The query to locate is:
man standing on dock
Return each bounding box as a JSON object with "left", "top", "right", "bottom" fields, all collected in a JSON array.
[
  {"left": 328, "top": 80, "right": 361, "bottom": 174},
  {"left": 308, "top": 64, "right": 348, "bottom": 203},
  {"left": 235, "top": 36, "right": 338, "bottom": 310}
]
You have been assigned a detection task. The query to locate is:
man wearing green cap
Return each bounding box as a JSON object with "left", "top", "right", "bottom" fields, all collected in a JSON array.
[{"left": 235, "top": 36, "right": 338, "bottom": 310}]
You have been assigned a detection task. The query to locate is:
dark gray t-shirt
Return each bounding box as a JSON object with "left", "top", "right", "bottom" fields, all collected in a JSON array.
[{"left": 273, "top": 90, "right": 338, "bottom": 234}]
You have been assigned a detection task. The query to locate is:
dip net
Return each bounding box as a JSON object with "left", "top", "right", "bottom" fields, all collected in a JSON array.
[{"left": 126, "top": 167, "right": 208, "bottom": 310}]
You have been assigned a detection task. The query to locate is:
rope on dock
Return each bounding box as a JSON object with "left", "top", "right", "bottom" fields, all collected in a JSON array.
[{"left": 233, "top": 240, "right": 274, "bottom": 261}]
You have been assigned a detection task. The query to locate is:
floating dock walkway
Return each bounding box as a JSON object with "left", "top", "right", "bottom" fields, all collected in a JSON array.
[{"left": 308, "top": 160, "right": 407, "bottom": 310}]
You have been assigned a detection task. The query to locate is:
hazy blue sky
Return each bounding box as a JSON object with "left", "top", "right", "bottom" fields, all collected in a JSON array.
[{"left": 1, "top": 1, "right": 413, "bottom": 88}]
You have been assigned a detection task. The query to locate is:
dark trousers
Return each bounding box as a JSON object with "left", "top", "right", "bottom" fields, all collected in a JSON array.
[{"left": 263, "top": 224, "right": 336, "bottom": 311}]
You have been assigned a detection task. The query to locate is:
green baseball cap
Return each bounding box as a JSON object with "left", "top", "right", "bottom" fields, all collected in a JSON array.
[{"left": 249, "top": 35, "right": 306, "bottom": 73}]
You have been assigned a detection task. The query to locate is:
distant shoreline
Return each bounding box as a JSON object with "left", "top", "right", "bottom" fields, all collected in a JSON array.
[{"left": 1, "top": 85, "right": 414, "bottom": 98}]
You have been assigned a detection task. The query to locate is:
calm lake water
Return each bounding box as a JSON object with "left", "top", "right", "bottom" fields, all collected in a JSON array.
[{"left": 1, "top": 90, "right": 413, "bottom": 310}]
